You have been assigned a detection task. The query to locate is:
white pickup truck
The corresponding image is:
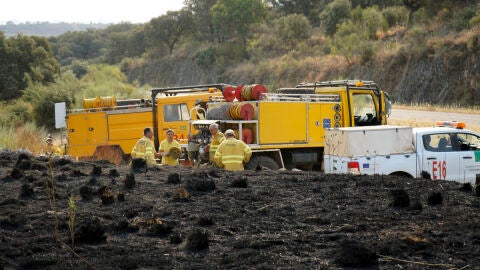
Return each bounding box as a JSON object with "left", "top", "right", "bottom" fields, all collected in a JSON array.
[{"left": 324, "top": 123, "right": 480, "bottom": 185}]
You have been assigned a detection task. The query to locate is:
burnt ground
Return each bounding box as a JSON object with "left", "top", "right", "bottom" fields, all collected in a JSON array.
[{"left": 1, "top": 149, "right": 480, "bottom": 270}]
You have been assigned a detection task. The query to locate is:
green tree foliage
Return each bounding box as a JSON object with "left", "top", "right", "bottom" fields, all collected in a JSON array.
[
  {"left": 104, "top": 24, "right": 146, "bottom": 64},
  {"left": 50, "top": 29, "right": 104, "bottom": 65},
  {"left": 0, "top": 34, "right": 60, "bottom": 100},
  {"left": 0, "top": 32, "right": 17, "bottom": 99},
  {"left": 267, "top": 0, "right": 326, "bottom": 26},
  {"left": 275, "top": 14, "right": 312, "bottom": 48},
  {"left": 145, "top": 10, "right": 194, "bottom": 54},
  {"left": 211, "top": 0, "right": 268, "bottom": 44},
  {"left": 382, "top": 6, "right": 409, "bottom": 27},
  {"left": 361, "top": 7, "right": 388, "bottom": 39},
  {"left": 453, "top": 6, "right": 478, "bottom": 31},
  {"left": 351, "top": 0, "right": 403, "bottom": 8},
  {"left": 195, "top": 47, "right": 216, "bottom": 69},
  {"left": 3, "top": 0, "right": 477, "bottom": 108},
  {"left": 0, "top": 100, "right": 33, "bottom": 128},
  {"left": 70, "top": 60, "right": 89, "bottom": 79},
  {"left": 22, "top": 80, "right": 71, "bottom": 130},
  {"left": 79, "top": 64, "right": 139, "bottom": 102},
  {"left": 185, "top": 0, "right": 218, "bottom": 41},
  {"left": 470, "top": 4, "right": 480, "bottom": 26},
  {"left": 332, "top": 22, "right": 363, "bottom": 65},
  {"left": 319, "top": 0, "right": 353, "bottom": 36}
]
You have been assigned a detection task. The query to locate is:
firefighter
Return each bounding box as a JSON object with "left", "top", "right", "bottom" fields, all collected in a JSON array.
[
  {"left": 208, "top": 123, "right": 225, "bottom": 165},
  {"left": 131, "top": 127, "right": 158, "bottom": 165},
  {"left": 44, "top": 134, "right": 62, "bottom": 156},
  {"left": 214, "top": 129, "right": 252, "bottom": 171},
  {"left": 159, "top": 129, "right": 181, "bottom": 166}
]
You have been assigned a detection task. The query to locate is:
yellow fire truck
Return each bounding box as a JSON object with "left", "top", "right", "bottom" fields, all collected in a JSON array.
[
  {"left": 189, "top": 80, "right": 391, "bottom": 170},
  {"left": 65, "top": 84, "right": 229, "bottom": 164}
]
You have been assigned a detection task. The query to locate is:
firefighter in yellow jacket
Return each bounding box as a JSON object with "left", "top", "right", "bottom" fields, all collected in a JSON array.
[
  {"left": 208, "top": 123, "right": 225, "bottom": 164},
  {"left": 44, "top": 134, "right": 62, "bottom": 156},
  {"left": 214, "top": 129, "right": 252, "bottom": 171},
  {"left": 131, "top": 127, "right": 157, "bottom": 165},
  {"left": 159, "top": 129, "right": 181, "bottom": 166}
]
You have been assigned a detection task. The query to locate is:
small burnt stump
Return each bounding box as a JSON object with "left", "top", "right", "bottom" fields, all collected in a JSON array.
[
  {"left": 75, "top": 218, "right": 107, "bottom": 244},
  {"left": 80, "top": 186, "right": 94, "bottom": 200},
  {"left": 231, "top": 176, "right": 248, "bottom": 188},
  {"left": 390, "top": 189, "right": 410, "bottom": 208},
  {"left": 427, "top": 192, "right": 443, "bottom": 205},
  {"left": 185, "top": 229, "right": 209, "bottom": 251},
  {"left": 167, "top": 172, "right": 181, "bottom": 184},
  {"left": 124, "top": 173, "right": 136, "bottom": 189},
  {"left": 335, "top": 240, "right": 378, "bottom": 267}
]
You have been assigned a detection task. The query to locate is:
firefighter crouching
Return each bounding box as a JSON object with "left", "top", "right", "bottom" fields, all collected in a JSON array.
[
  {"left": 131, "top": 127, "right": 158, "bottom": 165},
  {"left": 44, "top": 134, "right": 62, "bottom": 156},
  {"left": 214, "top": 129, "right": 252, "bottom": 171},
  {"left": 208, "top": 123, "right": 225, "bottom": 165}
]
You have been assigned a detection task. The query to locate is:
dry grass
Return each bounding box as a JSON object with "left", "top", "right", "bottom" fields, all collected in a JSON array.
[{"left": 0, "top": 123, "right": 54, "bottom": 155}]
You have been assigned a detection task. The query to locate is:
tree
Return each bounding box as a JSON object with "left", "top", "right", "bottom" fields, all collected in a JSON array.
[
  {"left": 50, "top": 29, "right": 104, "bottom": 63},
  {"left": 267, "top": 0, "right": 327, "bottom": 25},
  {"left": 319, "top": 0, "right": 352, "bottom": 36},
  {"left": 0, "top": 32, "right": 18, "bottom": 100},
  {"left": 22, "top": 79, "right": 72, "bottom": 130},
  {"left": 275, "top": 14, "right": 311, "bottom": 48},
  {"left": 0, "top": 34, "right": 60, "bottom": 100},
  {"left": 403, "top": 0, "right": 422, "bottom": 27},
  {"left": 211, "top": 0, "right": 268, "bottom": 44},
  {"left": 145, "top": 9, "right": 194, "bottom": 55},
  {"left": 185, "top": 0, "right": 218, "bottom": 41}
]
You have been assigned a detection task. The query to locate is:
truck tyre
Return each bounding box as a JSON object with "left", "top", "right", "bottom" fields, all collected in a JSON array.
[{"left": 245, "top": 156, "right": 279, "bottom": 170}]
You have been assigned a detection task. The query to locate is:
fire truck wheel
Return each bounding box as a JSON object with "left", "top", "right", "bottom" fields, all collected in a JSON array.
[{"left": 245, "top": 156, "right": 279, "bottom": 171}]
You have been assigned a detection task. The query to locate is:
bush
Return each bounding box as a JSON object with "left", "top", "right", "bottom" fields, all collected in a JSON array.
[
  {"left": 319, "top": 0, "right": 352, "bottom": 36},
  {"left": 0, "top": 100, "right": 33, "bottom": 128},
  {"left": 382, "top": 6, "right": 409, "bottom": 28},
  {"left": 454, "top": 6, "right": 477, "bottom": 31},
  {"left": 23, "top": 83, "right": 70, "bottom": 130},
  {"left": 275, "top": 14, "right": 311, "bottom": 49}
]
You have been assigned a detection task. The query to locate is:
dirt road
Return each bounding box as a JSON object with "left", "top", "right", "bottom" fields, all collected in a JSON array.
[{"left": 390, "top": 108, "right": 480, "bottom": 130}]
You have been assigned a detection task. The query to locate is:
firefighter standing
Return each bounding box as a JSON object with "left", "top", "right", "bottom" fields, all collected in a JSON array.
[
  {"left": 208, "top": 123, "right": 225, "bottom": 164},
  {"left": 159, "top": 129, "right": 181, "bottom": 165},
  {"left": 214, "top": 129, "right": 252, "bottom": 171},
  {"left": 131, "top": 127, "right": 158, "bottom": 165}
]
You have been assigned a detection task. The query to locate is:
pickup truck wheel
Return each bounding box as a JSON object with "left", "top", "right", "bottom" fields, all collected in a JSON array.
[{"left": 245, "top": 156, "right": 279, "bottom": 170}]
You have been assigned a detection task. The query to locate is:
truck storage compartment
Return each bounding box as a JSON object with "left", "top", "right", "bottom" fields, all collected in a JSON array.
[{"left": 324, "top": 125, "right": 414, "bottom": 157}]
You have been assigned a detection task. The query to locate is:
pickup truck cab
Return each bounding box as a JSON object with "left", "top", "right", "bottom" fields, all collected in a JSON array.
[{"left": 324, "top": 123, "right": 480, "bottom": 185}]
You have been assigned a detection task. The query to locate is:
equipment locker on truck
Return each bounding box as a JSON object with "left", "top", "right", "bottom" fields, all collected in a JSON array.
[{"left": 324, "top": 122, "right": 480, "bottom": 185}]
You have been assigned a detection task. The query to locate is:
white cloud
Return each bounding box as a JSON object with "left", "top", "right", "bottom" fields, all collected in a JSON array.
[{"left": 1, "top": 0, "right": 185, "bottom": 24}]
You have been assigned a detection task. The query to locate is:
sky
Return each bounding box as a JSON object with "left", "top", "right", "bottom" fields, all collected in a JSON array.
[{"left": 0, "top": 0, "right": 185, "bottom": 24}]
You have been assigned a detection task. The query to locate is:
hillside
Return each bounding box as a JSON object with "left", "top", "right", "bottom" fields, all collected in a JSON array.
[
  {"left": 1, "top": 0, "right": 479, "bottom": 138},
  {"left": 1, "top": 151, "right": 480, "bottom": 269},
  {"left": 0, "top": 22, "right": 110, "bottom": 37}
]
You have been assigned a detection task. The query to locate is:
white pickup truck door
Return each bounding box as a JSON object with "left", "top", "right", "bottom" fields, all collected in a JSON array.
[
  {"left": 455, "top": 132, "right": 480, "bottom": 185},
  {"left": 421, "top": 133, "right": 461, "bottom": 181}
]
